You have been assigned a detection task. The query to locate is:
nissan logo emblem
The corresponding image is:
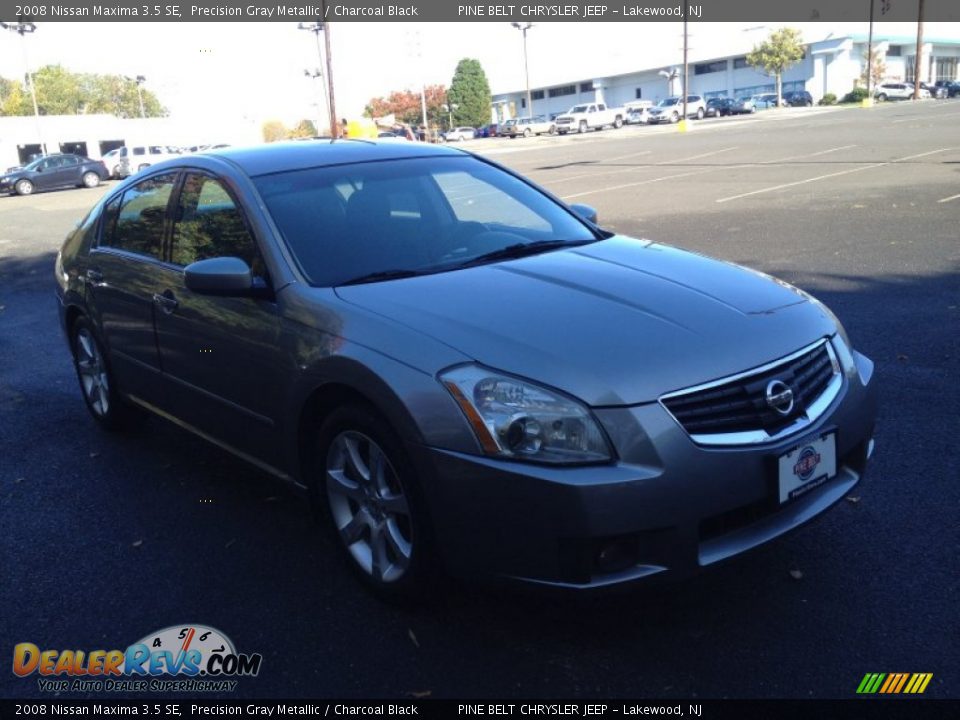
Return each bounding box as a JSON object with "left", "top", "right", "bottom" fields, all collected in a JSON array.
[{"left": 765, "top": 380, "right": 795, "bottom": 416}]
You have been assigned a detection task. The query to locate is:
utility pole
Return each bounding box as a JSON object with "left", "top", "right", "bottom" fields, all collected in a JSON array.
[
  {"left": 299, "top": 11, "right": 338, "bottom": 138},
  {"left": 682, "top": 15, "right": 689, "bottom": 121},
  {"left": 867, "top": 0, "right": 875, "bottom": 99},
  {"left": 913, "top": 0, "right": 925, "bottom": 99}
]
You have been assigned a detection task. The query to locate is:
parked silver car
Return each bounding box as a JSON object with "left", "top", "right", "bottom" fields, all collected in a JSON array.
[
  {"left": 502, "top": 116, "right": 556, "bottom": 138},
  {"left": 443, "top": 127, "right": 476, "bottom": 142},
  {"left": 56, "top": 141, "right": 877, "bottom": 597}
]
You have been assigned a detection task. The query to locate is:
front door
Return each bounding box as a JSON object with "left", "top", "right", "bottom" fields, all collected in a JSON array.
[{"left": 151, "top": 172, "right": 285, "bottom": 467}]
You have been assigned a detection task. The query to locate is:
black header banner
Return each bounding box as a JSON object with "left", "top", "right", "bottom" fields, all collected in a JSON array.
[
  {"left": 0, "top": 699, "right": 959, "bottom": 719},
  {"left": 1, "top": 0, "right": 960, "bottom": 22}
]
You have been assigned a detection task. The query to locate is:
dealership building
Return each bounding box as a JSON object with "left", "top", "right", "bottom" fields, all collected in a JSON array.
[{"left": 491, "top": 32, "right": 960, "bottom": 121}]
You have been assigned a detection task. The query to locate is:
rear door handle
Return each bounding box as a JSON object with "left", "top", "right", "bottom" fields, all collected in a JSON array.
[{"left": 152, "top": 290, "right": 179, "bottom": 314}]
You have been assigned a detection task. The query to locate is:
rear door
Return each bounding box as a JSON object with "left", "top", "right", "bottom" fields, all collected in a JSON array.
[
  {"left": 85, "top": 172, "right": 179, "bottom": 405},
  {"left": 151, "top": 171, "right": 285, "bottom": 465}
]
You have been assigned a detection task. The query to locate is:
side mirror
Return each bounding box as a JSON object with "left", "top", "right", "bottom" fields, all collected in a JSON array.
[
  {"left": 570, "top": 203, "right": 598, "bottom": 225},
  {"left": 184, "top": 257, "right": 252, "bottom": 295}
]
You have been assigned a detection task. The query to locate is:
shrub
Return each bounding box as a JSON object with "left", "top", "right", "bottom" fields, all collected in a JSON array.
[
  {"left": 818, "top": 93, "right": 837, "bottom": 106},
  {"left": 842, "top": 88, "right": 870, "bottom": 104}
]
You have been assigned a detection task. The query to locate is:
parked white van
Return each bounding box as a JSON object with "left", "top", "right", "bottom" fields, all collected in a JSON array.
[{"left": 117, "top": 145, "right": 182, "bottom": 178}]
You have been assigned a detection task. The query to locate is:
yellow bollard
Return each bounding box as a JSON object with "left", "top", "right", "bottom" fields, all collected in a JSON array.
[
  {"left": 677, "top": 119, "right": 691, "bottom": 133},
  {"left": 861, "top": 97, "right": 874, "bottom": 108}
]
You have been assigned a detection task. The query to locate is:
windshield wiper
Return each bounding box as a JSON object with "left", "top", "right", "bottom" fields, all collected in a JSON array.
[
  {"left": 338, "top": 269, "right": 424, "bottom": 286},
  {"left": 458, "top": 239, "right": 596, "bottom": 269}
]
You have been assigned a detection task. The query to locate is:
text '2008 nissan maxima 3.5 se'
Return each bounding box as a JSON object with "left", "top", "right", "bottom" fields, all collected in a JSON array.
[{"left": 55, "top": 140, "right": 876, "bottom": 597}]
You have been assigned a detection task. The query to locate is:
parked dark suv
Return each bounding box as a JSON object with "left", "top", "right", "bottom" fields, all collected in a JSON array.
[{"left": 783, "top": 90, "right": 814, "bottom": 107}]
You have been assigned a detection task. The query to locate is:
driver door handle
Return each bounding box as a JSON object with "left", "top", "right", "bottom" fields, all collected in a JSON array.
[{"left": 152, "top": 290, "right": 179, "bottom": 314}]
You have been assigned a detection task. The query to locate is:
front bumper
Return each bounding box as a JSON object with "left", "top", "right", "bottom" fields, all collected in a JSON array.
[{"left": 412, "top": 351, "right": 877, "bottom": 590}]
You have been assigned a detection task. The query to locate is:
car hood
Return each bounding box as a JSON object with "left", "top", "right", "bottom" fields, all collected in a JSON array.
[{"left": 335, "top": 237, "right": 838, "bottom": 406}]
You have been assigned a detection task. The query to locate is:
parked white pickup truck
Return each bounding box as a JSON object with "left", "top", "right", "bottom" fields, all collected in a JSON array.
[{"left": 554, "top": 102, "right": 626, "bottom": 134}]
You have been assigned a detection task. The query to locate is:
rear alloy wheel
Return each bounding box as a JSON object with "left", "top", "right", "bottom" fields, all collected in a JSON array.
[
  {"left": 579, "top": 120, "right": 588, "bottom": 134},
  {"left": 696, "top": 107, "right": 705, "bottom": 120},
  {"left": 318, "top": 405, "right": 432, "bottom": 598},
  {"left": 523, "top": 128, "right": 532, "bottom": 138},
  {"left": 671, "top": 111, "right": 679, "bottom": 123},
  {"left": 613, "top": 116, "right": 623, "bottom": 129},
  {"left": 14, "top": 179, "right": 34, "bottom": 196},
  {"left": 71, "top": 317, "right": 143, "bottom": 430},
  {"left": 877, "top": 94, "right": 887, "bottom": 102},
  {"left": 81, "top": 171, "right": 101, "bottom": 188}
]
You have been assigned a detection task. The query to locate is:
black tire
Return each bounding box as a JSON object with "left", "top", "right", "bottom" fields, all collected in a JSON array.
[
  {"left": 314, "top": 403, "right": 435, "bottom": 600},
  {"left": 671, "top": 111, "right": 679, "bottom": 123},
  {"left": 81, "top": 171, "right": 101, "bottom": 188},
  {"left": 877, "top": 94, "right": 887, "bottom": 102},
  {"left": 523, "top": 128, "right": 532, "bottom": 138},
  {"left": 14, "top": 179, "right": 34, "bottom": 196},
  {"left": 70, "top": 316, "right": 145, "bottom": 431},
  {"left": 696, "top": 107, "right": 705, "bottom": 120},
  {"left": 578, "top": 120, "right": 588, "bottom": 134},
  {"left": 613, "top": 116, "right": 623, "bottom": 129}
]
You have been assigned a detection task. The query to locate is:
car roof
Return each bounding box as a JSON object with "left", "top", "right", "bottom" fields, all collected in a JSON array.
[{"left": 204, "top": 139, "right": 468, "bottom": 177}]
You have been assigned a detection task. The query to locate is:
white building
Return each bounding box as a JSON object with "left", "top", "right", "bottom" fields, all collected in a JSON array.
[
  {"left": 491, "top": 33, "right": 960, "bottom": 121},
  {"left": 0, "top": 114, "right": 261, "bottom": 169}
]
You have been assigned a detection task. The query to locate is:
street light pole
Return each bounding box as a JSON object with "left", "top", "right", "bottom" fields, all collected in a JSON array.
[
  {"left": 1, "top": 21, "right": 45, "bottom": 154},
  {"left": 135, "top": 75, "right": 146, "bottom": 119},
  {"left": 304, "top": 68, "right": 327, "bottom": 135},
  {"left": 511, "top": 22, "right": 533, "bottom": 117}
]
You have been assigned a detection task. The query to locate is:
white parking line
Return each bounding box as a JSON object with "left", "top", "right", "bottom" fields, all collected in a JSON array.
[
  {"left": 715, "top": 147, "right": 954, "bottom": 203},
  {"left": 551, "top": 146, "right": 738, "bottom": 184},
  {"left": 938, "top": 193, "right": 960, "bottom": 204},
  {"left": 558, "top": 145, "right": 853, "bottom": 200},
  {"left": 560, "top": 166, "right": 723, "bottom": 200}
]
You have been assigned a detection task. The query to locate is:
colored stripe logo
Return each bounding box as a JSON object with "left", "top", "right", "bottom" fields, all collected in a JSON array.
[{"left": 857, "top": 673, "right": 933, "bottom": 694}]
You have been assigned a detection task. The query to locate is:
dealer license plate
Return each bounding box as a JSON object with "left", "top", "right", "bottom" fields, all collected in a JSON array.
[{"left": 778, "top": 432, "right": 837, "bottom": 504}]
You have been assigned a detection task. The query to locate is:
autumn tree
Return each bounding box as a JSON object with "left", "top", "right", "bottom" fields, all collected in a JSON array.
[
  {"left": 288, "top": 119, "right": 318, "bottom": 138},
  {"left": 364, "top": 84, "right": 448, "bottom": 127},
  {"left": 447, "top": 58, "right": 491, "bottom": 128},
  {"left": 746, "top": 28, "right": 805, "bottom": 107},
  {"left": 262, "top": 120, "right": 288, "bottom": 143},
  {"left": 860, "top": 46, "right": 888, "bottom": 88}
]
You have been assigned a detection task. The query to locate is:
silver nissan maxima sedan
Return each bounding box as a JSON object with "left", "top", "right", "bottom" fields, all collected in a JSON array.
[{"left": 55, "top": 140, "right": 876, "bottom": 597}]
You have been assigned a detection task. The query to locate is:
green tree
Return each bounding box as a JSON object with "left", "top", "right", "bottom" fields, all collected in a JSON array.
[
  {"left": 746, "top": 28, "right": 805, "bottom": 107},
  {"left": 447, "top": 58, "right": 491, "bottom": 128},
  {"left": 0, "top": 66, "right": 165, "bottom": 117},
  {"left": 262, "top": 120, "right": 288, "bottom": 143}
]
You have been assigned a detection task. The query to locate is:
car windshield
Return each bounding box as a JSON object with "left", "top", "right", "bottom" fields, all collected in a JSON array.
[
  {"left": 254, "top": 156, "right": 598, "bottom": 287},
  {"left": 657, "top": 98, "right": 680, "bottom": 107},
  {"left": 23, "top": 157, "right": 48, "bottom": 171}
]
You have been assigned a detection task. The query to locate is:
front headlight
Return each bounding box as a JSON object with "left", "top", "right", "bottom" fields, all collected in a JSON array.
[{"left": 440, "top": 365, "right": 612, "bottom": 464}]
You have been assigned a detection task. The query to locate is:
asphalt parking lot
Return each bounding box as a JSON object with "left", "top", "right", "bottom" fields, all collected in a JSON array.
[{"left": 1, "top": 100, "right": 958, "bottom": 700}]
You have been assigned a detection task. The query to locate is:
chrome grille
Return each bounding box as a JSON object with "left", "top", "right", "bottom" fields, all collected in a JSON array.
[{"left": 661, "top": 339, "right": 842, "bottom": 445}]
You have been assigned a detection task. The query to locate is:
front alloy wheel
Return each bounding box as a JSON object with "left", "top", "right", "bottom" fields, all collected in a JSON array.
[
  {"left": 82, "top": 171, "right": 100, "bottom": 188},
  {"left": 317, "top": 404, "right": 433, "bottom": 598},
  {"left": 14, "top": 179, "right": 33, "bottom": 196},
  {"left": 326, "top": 430, "right": 414, "bottom": 584}
]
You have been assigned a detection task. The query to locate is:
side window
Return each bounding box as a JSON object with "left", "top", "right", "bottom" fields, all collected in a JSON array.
[
  {"left": 102, "top": 173, "right": 176, "bottom": 260},
  {"left": 132, "top": 147, "right": 146, "bottom": 156},
  {"left": 170, "top": 173, "right": 265, "bottom": 277}
]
